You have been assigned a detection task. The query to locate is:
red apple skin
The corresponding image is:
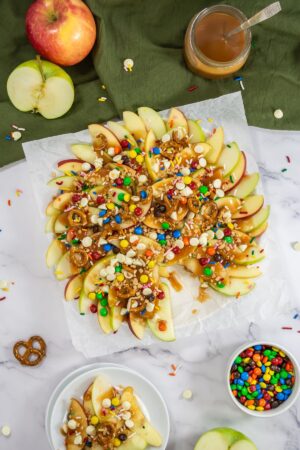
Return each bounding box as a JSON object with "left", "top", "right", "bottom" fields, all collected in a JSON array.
[
  {"left": 57, "top": 158, "right": 84, "bottom": 167},
  {"left": 26, "top": 0, "right": 96, "bottom": 66}
]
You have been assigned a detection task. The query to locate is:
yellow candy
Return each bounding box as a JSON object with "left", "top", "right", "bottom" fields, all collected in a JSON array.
[
  {"left": 129, "top": 204, "right": 136, "bottom": 212},
  {"left": 275, "top": 386, "right": 282, "bottom": 393},
  {"left": 247, "top": 405, "right": 255, "bottom": 410},
  {"left": 140, "top": 274, "right": 149, "bottom": 283},
  {"left": 183, "top": 176, "right": 192, "bottom": 185},
  {"left": 106, "top": 202, "right": 115, "bottom": 210},
  {"left": 263, "top": 374, "right": 271, "bottom": 382},
  {"left": 136, "top": 155, "right": 144, "bottom": 164},
  {"left": 260, "top": 382, "right": 267, "bottom": 389},
  {"left": 91, "top": 416, "right": 99, "bottom": 425},
  {"left": 265, "top": 362, "right": 271, "bottom": 367},
  {"left": 120, "top": 239, "right": 129, "bottom": 248},
  {"left": 267, "top": 391, "right": 274, "bottom": 397},
  {"left": 256, "top": 406, "right": 264, "bottom": 411},
  {"left": 148, "top": 261, "right": 155, "bottom": 269},
  {"left": 111, "top": 397, "right": 120, "bottom": 407},
  {"left": 256, "top": 361, "right": 262, "bottom": 367},
  {"left": 117, "top": 274, "right": 125, "bottom": 282},
  {"left": 113, "top": 438, "right": 121, "bottom": 447},
  {"left": 279, "top": 351, "right": 286, "bottom": 357},
  {"left": 88, "top": 292, "right": 96, "bottom": 300},
  {"left": 129, "top": 150, "right": 137, "bottom": 159},
  {"left": 124, "top": 193, "right": 131, "bottom": 202},
  {"left": 269, "top": 370, "right": 274, "bottom": 376},
  {"left": 244, "top": 357, "right": 250, "bottom": 363}
]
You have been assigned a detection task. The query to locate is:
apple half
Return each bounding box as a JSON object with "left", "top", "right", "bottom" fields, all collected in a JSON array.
[
  {"left": 194, "top": 428, "right": 257, "bottom": 450},
  {"left": 7, "top": 58, "right": 74, "bottom": 119}
]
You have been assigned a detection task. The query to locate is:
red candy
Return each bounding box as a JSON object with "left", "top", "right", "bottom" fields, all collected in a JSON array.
[
  {"left": 199, "top": 257, "right": 210, "bottom": 266},
  {"left": 224, "top": 228, "right": 232, "bottom": 236},
  {"left": 90, "top": 304, "right": 97, "bottom": 313},
  {"left": 116, "top": 178, "right": 123, "bottom": 186},
  {"left": 121, "top": 139, "right": 129, "bottom": 148},
  {"left": 72, "top": 194, "right": 81, "bottom": 202},
  {"left": 91, "top": 252, "right": 101, "bottom": 261},
  {"left": 172, "top": 246, "right": 180, "bottom": 254},
  {"left": 157, "top": 291, "right": 165, "bottom": 300},
  {"left": 134, "top": 207, "right": 143, "bottom": 216},
  {"left": 96, "top": 195, "right": 105, "bottom": 205}
]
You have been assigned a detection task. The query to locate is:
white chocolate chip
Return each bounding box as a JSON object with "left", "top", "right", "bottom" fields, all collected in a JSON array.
[
  {"left": 149, "top": 232, "right": 157, "bottom": 240},
  {"left": 161, "top": 133, "right": 171, "bottom": 143},
  {"left": 176, "top": 182, "right": 185, "bottom": 190},
  {"left": 182, "top": 389, "right": 193, "bottom": 400},
  {"left": 190, "top": 237, "right": 199, "bottom": 246},
  {"left": 117, "top": 253, "right": 126, "bottom": 263},
  {"left": 274, "top": 109, "right": 283, "bottom": 119},
  {"left": 136, "top": 243, "right": 146, "bottom": 250},
  {"left": 292, "top": 241, "right": 300, "bottom": 251},
  {"left": 113, "top": 155, "right": 122, "bottom": 162},
  {"left": 122, "top": 401, "right": 131, "bottom": 410},
  {"left": 125, "top": 419, "right": 134, "bottom": 429},
  {"left": 146, "top": 302, "right": 155, "bottom": 312},
  {"left": 11, "top": 131, "right": 22, "bottom": 141},
  {"left": 74, "top": 435, "right": 83, "bottom": 446},
  {"left": 97, "top": 218, "right": 103, "bottom": 226},
  {"left": 94, "top": 157, "right": 103, "bottom": 169},
  {"left": 109, "top": 169, "right": 120, "bottom": 180},
  {"left": 182, "top": 186, "right": 193, "bottom": 197},
  {"left": 102, "top": 398, "right": 112, "bottom": 408},
  {"left": 107, "top": 147, "right": 115, "bottom": 156},
  {"left": 138, "top": 174, "right": 147, "bottom": 184},
  {"left": 122, "top": 411, "right": 132, "bottom": 420},
  {"left": 86, "top": 425, "right": 96, "bottom": 436},
  {"left": 175, "top": 239, "right": 184, "bottom": 249},
  {"left": 199, "top": 233, "right": 208, "bottom": 247},
  {"left": 81, "top": 162, "right": 91, "bottom": 171},
  {"left": 67, "top": 419, "right": 78, "bottom": 430},
  {"left": 199, "top": 157, "right": 207, "bottom": 167},
  {"left": 143, "top": 287, "right": 152, "bottom": 296},
  {"left": 130, "top": 235, "right": 139, "bottom": 244},
  {"left": 1, "top": 425, "right": 11, "bottom": 437},
  {"left": 213, "top": 178, "right": 222, "bottom": 189},
  {"left": 194, "top": 144, "right": 204, "bottom": 154},
  {"left": 239, "top": 244, "right": 248, "bottom": 252},
  {"left": 216, "top": 188, "right": 225, "bottom": 198},
  {"left": 123, "top": 58, "right": 134, "bottom": 71},
  {"left": 91, "top": 214, "right": 98, "bottom": 224},
  {"left": 80, "top": 197, "right": 88, "bottom": 207},
  {"left": 170, "top": 211, "right": 178, "bottom": 220},
  {"left": 166, "top": 251, "right": 175, "bottom": 260},
  {"left": 100, "top": 268, "right": 108, "bottom": 277},
  {"left": 106, "top": 266, "right": 115, "bottom": 275},
  {"left": 181, "top": 167, "right": 190, "bottom": 176},
  {"left": 216, "top": 229, "right": 224, "bottom": 240},
  {"left": 107, "top": 274, "right": 116, "bottom": 281},
  {"left": 126, "top": 249, "right": 136, "bottom": 258},
  {"left": 81, "top": 236, "right": 92, "bottom": 247},
  {"left": 207, "top": 230, "right": 215, "bottom": 240}
]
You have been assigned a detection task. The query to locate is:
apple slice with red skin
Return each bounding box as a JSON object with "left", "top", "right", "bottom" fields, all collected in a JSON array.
[
  {"left": 53, "top": 192, "right": 74, "bottom": 210},
  {"left": 222, "top": 152, "right": 246, "bottom": 192},
  {"left": 233, "top": 245, "right": 265, "bottom": 265},
  {"left": 167, "top": 108, "right": 188, "bottom": 131},
  {"left": 64, "top": 274, "right": 83, "bottom": 301},
  {"left": 47, "top": 175, "right": 82, "bottom": 190},
  {"left": 217, "top": 142, "right": 241, "bottom": 177},
  {"left": 128, "top": 313, "right": 146, "bottom": 339},
  {"left": 46, "top": 200, "right": 59, "bottom": 216},
  {"left": 228, "top": 173, "right": 259, "bottom": 199},
  {"left": 236, "top": 206, "right": 270, "bottom": 233},
  {"left": 232, "top": 195, "right": 264, "bottom": 219},
  {"left": 147, "top": 283, "right": 175, "bottom": 342},
  {"left": 57, "top": 159, "right": 92, "bottom": 174},
  {"left": 206, "top": 127, "right": 224, "bottom": 164},
  {"left": 106, "top": 121, "right": 137, "bottom": 147},
  {"left": 88, "top": 123, "right": 121, "bottom": 150},
  {"left": 215, "top": 196, "right": 241, "bottom": 214},
  {"left": 248, "top": 221, "right": 268, "bottom": 238}
]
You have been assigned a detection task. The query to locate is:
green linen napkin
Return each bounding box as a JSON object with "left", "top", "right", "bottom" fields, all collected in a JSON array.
[{"left": 0, "top": 0, "right": 299, "bottom": 167}]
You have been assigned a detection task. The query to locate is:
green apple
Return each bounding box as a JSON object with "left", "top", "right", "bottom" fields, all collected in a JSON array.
[
  {"left": 223, "top": 152, "right": 247, "bottom": 192},
  {"left": 55, "top": 251, "right": 79, "bottom": 280},
  {"left": 148, "top": 283, "right": 175, "bottom": 341},
  {"left": 232, "top": 195, "right": 264, "bottom": 219},
  {"left": 228, "top": 173, "right": 259, "bottom": 199},
  {"left": 194, "top": 428, "right": 257, "bottom": 450},
  {"left": 237, "top": 206, "right": 270, "bottom": 233},
  {"left": 83, "top": 255, "right": 114, "bottom": 295},
  {"left": 92, "top": 374, "right": 112, "bottom": 417},
  {"left": 138, "top": 106, "right": 166, "bottom": 139},
  {"left": 7, "top": 57, "right": 74, "bottom": 119},
  {"left": 78, "top": 289, "right": 95, "bottom": 315},
  {"left": 97, "top": 300, "right": 112, "bottom": 334},
  {"left": 188, "top": 119, "right": 206, "bottom": 143},
  {"left": 88, "top": 123, "right": 121, "bottom": 150},
  {"left": 217, "top": 142, "right": 241, "bottom": 177},
  {"left": 45, "top": 213, "right": 59, "bottom": 233},
  {"left": 46, "top": 200, "right": 59, "bottom": 217},
  {"left": 128, "top": 313, "right": 146, "bottom": 339},
  {"left": 46, "top": 238, "right": 66, "bottom": 268},
  {"left": 123, "top": 111, "right": 147, "bottom": 140},
  {"left": 215, "top": 196, "right": 241, "bottom": 213},
  {"left": 248, "top": 220, "right": 268, "bottom": 238},
  {"left": 206, "top": 127, "right": 224, "bottom": 163},
  {"left": 210, "top": 277, "right": 255, "bottom": 296},
  {"left": 226, "top": 266, "right": 262, "bottom": 278},
  {"left": 167, "top": 107, "right": 188, "bottom": 131},
  {"left": 52, "top": 192, "right": 73, "bottom": 210},
  {"left": 233, "top": 245, "right": 265, "bottom": 265},
  {"left": 83, "top": 383, "right": 95, "bottom": 417},
  {"left": 71, "top": 143, "right": 97, "bottom": 164}
]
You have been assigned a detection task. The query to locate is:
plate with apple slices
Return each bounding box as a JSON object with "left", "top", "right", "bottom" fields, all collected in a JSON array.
[
  {"left": 45, "top": 105, "right": 269, "bottom": 344},
  {"left": 46, "top": 364, "right": 169, "bottom": 450}
]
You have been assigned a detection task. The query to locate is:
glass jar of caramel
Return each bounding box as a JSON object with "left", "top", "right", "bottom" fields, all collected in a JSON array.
[{"left": 184, "top": 5, "right": 252, "bottom": 79}]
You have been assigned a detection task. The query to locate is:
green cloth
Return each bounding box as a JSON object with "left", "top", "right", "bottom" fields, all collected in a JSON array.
[{"left": 1, "top": 0, "right": 299, "bottom": 167}]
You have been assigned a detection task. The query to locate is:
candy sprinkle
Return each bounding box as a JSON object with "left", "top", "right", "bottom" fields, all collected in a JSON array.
[
  {"left": 281, "top": 326, "right": 293, "bottom": 330},
  {"left": 281, "top": 168, "right": 287, "bottom": 173},
  {"left": 15, "top": 189, "right": 23, "bottom": 197},
  {"left": 286, "top": 156, "right": 291, "bottom": 163},
  {"left": 187, "top": 85, "right": 198, "bottom": 92},
  {"left": 0, "top": 296, "right": 6, "bottom": 301},
  {"left": 7, "top": 200, "right": 11, "bottom": 206},
  {"left": 98, "top": 96, "right": 107, "bottom": 102}
]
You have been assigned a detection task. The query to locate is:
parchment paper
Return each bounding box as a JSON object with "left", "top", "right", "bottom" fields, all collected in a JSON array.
[{"left": 23, "top": 92, "right": 292, "bottom": 357}]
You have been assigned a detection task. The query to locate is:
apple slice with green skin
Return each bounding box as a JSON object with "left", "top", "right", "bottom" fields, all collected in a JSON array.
[
  {"left": 7, "top": 58, "right": 74, "bottom": 119},
  {"left": 233, "top": 245, "right": 265, "bottom": 265},
  {"left": 110, "top": 306, "right": 123, "bottom": 332},
  {"left": 228, "top": 173, "right": 259, "bottom": 199},
  {"left": 66, "top": 399, "right": 87, "bottom": 450},
  {"left": 145, "top": 129, "right": 160, "bottom": 180},
  {"left": 215, "top": 196, "right": 241, "bottom": 213},
  {"left": 123, "top": 111, "right": 147, "bottom": 140},
  {"left": 210, "top": 277, "right": 255, "bottom": 296},
  {"left": 194, "top": 428, "right": 257, "bottom": 450},
  {"left": 107, "top": 121, "right": 137, "bottom": 147},
  {"left": 46, "top": 200, "right": 59, "bottom": 216},
  {"left": 47, "top": 175, "right": 82, "bottom": 191},
  {"left": 217, "top": 142, "right": 241, "bottom": 177},
  {"left": 83, "top": 383, "right": 95, "bottom": 418},
  {"left": 232, "top": 195, "right": 264, "bottom": 219},
  {"left": 237, "top": 206, "right": 270, "bottom": 233},
  {"left": 88, "top": 123, "right": 121, "bottom": 149},
  {"left": 45, "top": 213, "right": 60, "bottom": 233},
  {"left": 128, "top": 314, "right": 146, "bottom": 340},
  {"left": 55, "top": 251, "right": 79, "bottom": 280},
  {"left": 78, "top": 290, "right": 95, "bottom": 315},
  {"left": 46, "top": 239, "right": 66, "bottom": 268},
  {"left": 92, "top": 374, "right": 112, "bottom": 418},
  {"left": 223, "top": 152, "right": 247, "bottom": 192},
  {"left": 226, "top": 266, "right": 262, "bottom": 278},
  {"left": 167, "top": 107, "right": 188, "bottom": 131},
  {"left": 83, "top": 255, "right": 114, "bottom": 295},
  {"left": 248, "top": 221, "right": 268, "bottom": 238},
  {"left": 71, "top": 143, "right": 97, "bottom": 164},
  {"left": 53, "top": 192, "right": 74, "bottom": 210},
  {"left": 54, "top": 213, "right": 69, "bottom": 233},
  {"left": 148, "top": 283, "right": 175, "bottom": 342},
  {"left": 65, "top": 274, "right": 83, "bottom": 301},
  {"left": 206, "top": 127, "right": 224, "bottom": 163},
  {"left": 57, "top": 159, "right": 88, "bottom": 174},
  {"left": 188, "top": 119, "right": 206, "bottom": 143},
  {"left": 138, "top": 107, "right": 167, "bottom": 139}
]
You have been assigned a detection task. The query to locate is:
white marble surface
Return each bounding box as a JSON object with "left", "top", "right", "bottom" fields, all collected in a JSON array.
[{"left": 0, "top": 125, "right": 300, "bottom": 450}]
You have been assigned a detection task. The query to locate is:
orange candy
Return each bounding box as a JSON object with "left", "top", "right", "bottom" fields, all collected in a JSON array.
[
  {"left": 158, "top": 320, "right": 167, "bottom": 331},
  {"left": 114, "top": 146, "right": 122, "bottom": 154},
  {"left": 183, "top": 236, "right": 190, "bottom": 246},
  {"left": 180, "top": 197, "right": 187, "bottom": 205},
  {"left": 206, "top": 247, "right": 216, "bottom": 256},
  {"left": 254, "top": 367, "right": 262, "bottom": 376},
  {"left": 258, "top": 399, "right": 266, "bottom": 407},
  {"left": 253, "top": 353, "right": 261, "bottom": 362},
  {"left": 145, "top": 249, "right": 153, "bottom": 257}
]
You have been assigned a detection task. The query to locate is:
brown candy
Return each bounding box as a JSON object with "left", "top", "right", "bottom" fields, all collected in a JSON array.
[{"left": 13, "top": 335, "right": 46, "bottom": 366}]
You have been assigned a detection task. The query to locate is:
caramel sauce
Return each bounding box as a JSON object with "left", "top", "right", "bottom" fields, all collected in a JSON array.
[
  {"left": 198, "top": 287, "right": 210, "bottom": 303},
  {"left": 195, "top": 12, "right": 246, "bottom": 62},
  {"left": 169, "top": 272, "right": 183, "bottom": 292}
]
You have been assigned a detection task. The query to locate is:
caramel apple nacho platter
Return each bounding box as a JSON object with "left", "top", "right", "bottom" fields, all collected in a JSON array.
[{"left": 44, "top": 104, "right": 269, "bottom": 343}]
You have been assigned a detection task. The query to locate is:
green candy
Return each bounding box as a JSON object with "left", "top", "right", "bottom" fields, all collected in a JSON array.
[
  {"left": 118, "top": 193, "right": 125, "bottom": 201},
  {"left": 123, "top": 176, "right": 132, "bottom": 186},
  {"left": 115, "top": 264, "right": 122, "bottom": 273},
  {"left": 135, "top": 147, "right": 142, "bottom": 154},
  {"left": 161, "top": 222, "right": 170, "bottom": 230},
  {"left": 270, "top": 377, "right": 277, "bottom": 385},
  {"left": 244, "top": 382, "right": 250, "bottom": 387},
  {"left": 100, "top": 298, "right": 108, "bottom": 307},
  {"left": 281, "top": 384, "right": 288, "bottom": 390},
  {"left": 96, "top": 292, "right": 104, "bottom": 300},
  {"left": 230, "top": 384, "right": 237, "bottom": 390},
  {"left": 252, "top": 391, "right": 259, "bottom": 398},
  {"left": 235, "top": 356, "right": 242, "bottom": 364},
  {"left": 236, "top": 385, "right": 242, "bottom": 391},
  {"left": 203, "top": 266, "right": 213, "bottom": 277},
  {"left": 241, "top": 387, "right": 248, "bottom": 396},
  {"left": 280, "top": 370, "right": 288, "bottom": 379},
  {"left": 237, "top": 366, "right": 244, "bottom": 374},
  {"left": 199, "top": 185, "right": 209, "bottom": 194},
  {"left": 224, "top": 236, "right": 233, "bottom": 244},
  {"left": 100, "top": 307, "right": 108, "bottom": 317},
  {"left": 216, "top": 281, "right": 225, "bottom": 288},
  {"left": 159, "top": 239, "right": 167, "bottom": 246},
  {"left": 263, "top": 349, "right": 271, "bottom": 356}
]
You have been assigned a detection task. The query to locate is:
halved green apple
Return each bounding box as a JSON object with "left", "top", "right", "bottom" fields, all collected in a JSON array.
[
  {"left": 55, "top": 251, "right": 79, "bottom": 280},
  {"left": 233, "top": 245, "right": 265, "bottom": 265},
  {"left": 206, "top": 127, "right": 224, "bottom": 163},
  {"left": 228, "top": 173, "right": 259, "bottom": 199},
  {"left": 147, "top": 283, "right": 175, "bottom": 341},
  {"left": 138, "top": 106, "right": 166, "bottom": 139},
  {"left": 226, "top": 266, "right": 261, "bottom": 278},
  {"left": 167, "top": 107, "right": 188, "bottom": 131},
  {"left": 46, "top": 238, "right": 66, "bottom": 268},
  {"left": 194, "top": 428, "right": 257, "bottom": 450},
  {"left": 210, "top": 277, "right": 255, "bottom": 296},
  {"left": 237, "top": 206, "right": 270, "bottom": 233},
  {"left": 47, "top": 175, "right": 81, "bottom": 191},
  {"left": 188, "top": 119, "right": 206, "bottom": 143},
  {"left": 217, "top": 142, "right": 241, "bottom": 177},
  {"left": 123, "top": 111, "right": 147, "bottom": 140},
  {"left": 88, "top": 123, "right": 121, "bottom": 149},
  {"left": 232, "top": 195, "right": 264, "bottom": 219},
  {"left": 65, "top": 274, "right": 83, "bottom": 301},
  {"left": 71, "top": 143, "right": 98, "bottom": 164},
  {"left": 223, "top": 152, "right": 247, "bottom": 192},
  {"left": 106, "top": 121, "right": 137, "bottom": 147}
]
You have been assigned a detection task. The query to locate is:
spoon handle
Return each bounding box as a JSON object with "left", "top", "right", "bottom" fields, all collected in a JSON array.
[{"left": 226, "top": 2, "right": 282, "bottom": 38}]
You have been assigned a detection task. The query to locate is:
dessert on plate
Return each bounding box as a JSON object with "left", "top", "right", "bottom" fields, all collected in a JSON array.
[{"left": 46, "top": 106, "right": 269, "bottom": 341}]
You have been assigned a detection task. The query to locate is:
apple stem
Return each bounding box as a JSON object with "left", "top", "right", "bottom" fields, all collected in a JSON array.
[{"left": 36, "top": 55, "right": 46, "bottom": 83}]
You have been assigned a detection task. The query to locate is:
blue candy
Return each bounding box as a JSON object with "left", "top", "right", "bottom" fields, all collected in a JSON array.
[
  {"left": 140, "top": 190, "right": 147, "bottom": 199},
  {"left": 172, "top": 230, "right": 181, "bottom": 239},
  {"left": 115, "top": 214, "right": 122, "bottom": 224},
  {"left": 103, "top": 244, "right": 112, "bottom": 252},
  {"left": 257, "top": 393, "right": 263, "bottom": 399},
  {"left": 99, "top": 209, "right": 107, "bottom": 217},
  {"left": 103, "top": 218, "right": 111, "bottom": 224},
  {"left": 152, "top": 147, "right": 161, "bottom": 155},
  {"left": 276, "top": 393, "right": 285, "bottom": 401},
  {"left": 157, "top": 233, "right": 165, "bottom": 240},
  {"left": 261, "top": 365, "right": 266, "bottom": 373},
  {"left": 279, "top": 378, "right": 285, "bottom": 385},
  {"left": 285, "top": 389, "right": 292, "bottom": 395},
  {"left": 134, "top": 226, "right": 143, "bottom": 235},
  {"left": 254, "top": 345, "right": 262, "bottom": 351},
  {"left": 241, "top": 372, "right": 248, "bottom": 381},
  {"left": 237, "top": 379, "right": 244, "bottom": 386}
]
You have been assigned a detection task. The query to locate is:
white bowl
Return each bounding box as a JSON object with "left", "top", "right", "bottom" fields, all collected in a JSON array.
[{"left": 226, "top": 341, "right": 300, "bottom": 417}]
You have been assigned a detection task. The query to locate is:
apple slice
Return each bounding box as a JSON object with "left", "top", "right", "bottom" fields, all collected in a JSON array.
[
  {"left": 128, "top": 313, "right": 146, "bottom": 339},
  {"left": 46, "top": 239, "right": 66, "bottom": 268},
  {"left": 138, "top": 107, "right": 167, "bottom": 139},
  {"left": 223, "top": 152, "right": 247, "bottom": 192},
  {"left": 46, "top": 200, "right": 59, "bottom": 216},
  {"left": 148, "top": 284, "right": 175, "bottom": 341},
  {"left": 138, "top": 422, "right": 162, "bottom": 447},
  {"left": 167, "top": 108, "right": 188, "bottom": 131},
  {"left": 233, "top": 245, "right": 265, "bottom": 265},
  {"left": 92, "top": 375, "right": 112, "bottom": 418},
  {"left": 55, "top": 251, "right": 79, "bottom": 280},
  {"left": 123, "top": 111, "right": 147, "bottom": 140},
  {"left": 53, "top": 192, "right": 73, "bottom": 210},
  {"left": 54, "top": 213, "right": 69, "bottom": 233},
  {"left": 107, "top": 121, "right": 137, "bottom": 147},
  {"left": 110, "top": 306, "right": 123, "bottom": 332},
  {"left": 88, "top": 123, "right": 121, "bottom": 149},
  {"left": 188, "top": 119, "right": 206, "bottom": 143},
  {"left": 237, "top": 206, "right": 270, "bottom": 233},
  {"left": 215, "top": 196, "right": 241, "bottom": 213},
  {"left": 45, "top": 213, "right": 59, "bottom": 233},
  {"left": 217, "top": 142, "right": 241, "bottom": 177},
  {"left": 182, "top": 257, "right": 202, "bottom": 277},
  {"left": 206, "top": 127, "right": 224, "bottom": 163},
  {"left": 83, "top": 383, "right": 95, "bottom": 418},
  {"left": 47, "top": 175, "right": 81, "bottom": 191},
  {"left": 57, "top": 159, "right": 87, "bottom": 174},
  {"left": 65, "top": 274, "right": 83, "bottom": 301},
  {"left": 71, "top": 143, "right": 97, "bottom": 164},
  {"left": 144, "top": 129, "right": 159, "bottom": 181},
  {"left": 78, "top": 290, "right": 95, "bottom": 315},
  {"left": 228, "top": 173, "right": 259, "bottom": 198},
  {"left": 226, "top": 266, "right": 262, "bottom": 278},
  {"left": 231, "top": 441, "right": 258, "bottom": 450},
  {"left": 83, "top": 255, "right": 114, "bottom": 295},
  {"left": 65, "top": 399, "right": 87, "bottom": 450},
  {"left": 210, "top": 277, "right": 255, "bottom": 296},
  {"left": 232, "top": 195, "right": 264, "bottom": 219},
  {"left": 7, "top": 59, "right": 74, "bottom": 119},
  {"left": 248, "top": 221, "right": 268, "bottom": 238}
]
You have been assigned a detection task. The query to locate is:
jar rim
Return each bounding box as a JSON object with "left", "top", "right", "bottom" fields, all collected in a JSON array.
[{"left": 189, "top": 5, "right": 252, "bottom": 68}]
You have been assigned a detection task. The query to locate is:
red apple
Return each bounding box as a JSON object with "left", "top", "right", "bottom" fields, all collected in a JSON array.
[{"left": 26, "top": 0, "right": 96, "bottom": 66}]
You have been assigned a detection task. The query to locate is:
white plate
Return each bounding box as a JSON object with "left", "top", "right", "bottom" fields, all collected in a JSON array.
[{"left": 46, "top": 363, "right": 170, "bottom": 450}]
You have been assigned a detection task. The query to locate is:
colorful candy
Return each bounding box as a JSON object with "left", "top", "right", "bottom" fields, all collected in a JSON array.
[{"left": 229, "top": 344, "right": 295, "bottom": 411}]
